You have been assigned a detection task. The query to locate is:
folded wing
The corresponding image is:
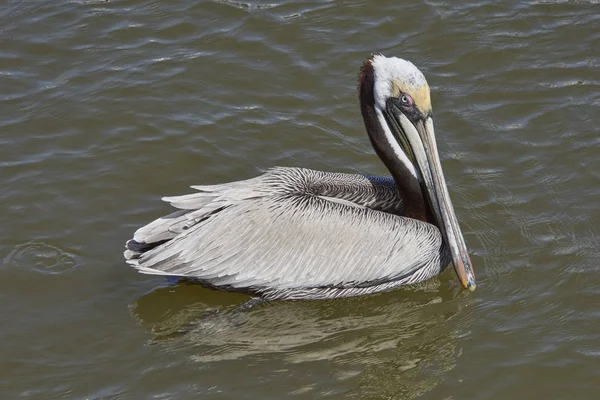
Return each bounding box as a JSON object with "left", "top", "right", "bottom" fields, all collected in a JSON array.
[{"left": 126, "top": 187, "right": 444, "bottom": 299}]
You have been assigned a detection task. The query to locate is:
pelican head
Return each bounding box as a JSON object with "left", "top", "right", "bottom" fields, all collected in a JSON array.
[{"left": 360, "top": 54, "right": 476, "bottom": 291}]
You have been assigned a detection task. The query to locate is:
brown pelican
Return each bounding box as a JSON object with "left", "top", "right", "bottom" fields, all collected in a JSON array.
[{"left": 124, "top": 54, "right": 476, "bottom": 300}]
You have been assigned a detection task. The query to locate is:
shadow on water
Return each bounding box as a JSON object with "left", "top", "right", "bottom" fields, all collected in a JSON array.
[{"left": 131, "top": 278, "right": 475, "bottom": 398}]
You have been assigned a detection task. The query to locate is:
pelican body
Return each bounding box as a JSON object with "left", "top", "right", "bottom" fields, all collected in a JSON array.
[{"left": 125, "top": 55, "right": 476, "bottom": 300}]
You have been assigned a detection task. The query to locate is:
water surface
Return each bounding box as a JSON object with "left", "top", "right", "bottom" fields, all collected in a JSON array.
[{"left": 1, "top": 0, "right": 599, "bottom": 398}]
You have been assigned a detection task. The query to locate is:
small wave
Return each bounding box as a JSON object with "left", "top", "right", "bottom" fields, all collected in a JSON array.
[{"left": 3, "top": 241, "right": 80, "bottom": 275}]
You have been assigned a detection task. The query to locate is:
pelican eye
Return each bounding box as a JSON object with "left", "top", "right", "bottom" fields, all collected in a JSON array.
[{"left": 400, "top": 93, "right": 414, "bottom": 108}]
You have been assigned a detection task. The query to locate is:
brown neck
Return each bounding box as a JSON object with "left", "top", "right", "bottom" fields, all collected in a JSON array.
[{"left": 358, "top": 58, "right": 428, "bottom": 222}]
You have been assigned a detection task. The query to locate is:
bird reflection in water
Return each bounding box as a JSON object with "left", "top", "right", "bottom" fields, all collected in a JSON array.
[{"left": 131, "top": 279, "right": 474, "bottom": 398}]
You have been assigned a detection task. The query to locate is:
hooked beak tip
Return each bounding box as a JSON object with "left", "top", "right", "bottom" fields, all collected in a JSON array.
[
  {"left": 455, "top": 258, "right": 476, "bottom": 292},
  {"left": 467, "top": 279, "right": 477, "bottom": 292},
  {"left": 458, "top": 274, "right": 476, "bottom": 291}
]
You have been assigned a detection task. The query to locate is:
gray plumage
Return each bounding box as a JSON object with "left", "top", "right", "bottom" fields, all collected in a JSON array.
[
  {"left": 125, "top": 167, "right": 450, "bottom": 300},
  {"left": 123, "top": 54, "right": 477, "bottom": 299}
]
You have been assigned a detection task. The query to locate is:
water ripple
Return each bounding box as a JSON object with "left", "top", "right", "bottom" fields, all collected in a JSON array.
[{"left": 3, "top": 241, "right": 81, "bottom": 275}]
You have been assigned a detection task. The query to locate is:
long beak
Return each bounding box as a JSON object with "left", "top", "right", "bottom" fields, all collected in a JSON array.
[{"left": 394, "top": 111, "right": 476, "bottom": 291}]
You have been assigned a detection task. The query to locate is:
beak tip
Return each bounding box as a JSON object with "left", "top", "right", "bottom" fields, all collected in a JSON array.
[{"left": 466, "top": 277, "right": 477, "bottom": 292}]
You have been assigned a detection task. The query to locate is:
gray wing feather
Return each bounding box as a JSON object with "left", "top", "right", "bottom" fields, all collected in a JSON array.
[
  {"left": 126, "top": 167, "right": 443, "bottom": 298},
  {"left": 130, "top": 167, "right": 402, "bottom": 246},
  {"left": 130, "top": 177, "right": 266, "bottom": 246},
  {"left": 129, "top": 195, "right": 443, "bottom": 291}
]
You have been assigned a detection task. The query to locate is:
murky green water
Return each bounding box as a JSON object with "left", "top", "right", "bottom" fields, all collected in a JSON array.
[{"left": 2, "top": 0, "right": 599, "bottom": 398}]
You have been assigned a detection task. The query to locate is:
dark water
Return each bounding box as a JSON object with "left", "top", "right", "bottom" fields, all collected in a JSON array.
[{"left": 2, "top": 0, "right": 599, "bottom": 398}]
